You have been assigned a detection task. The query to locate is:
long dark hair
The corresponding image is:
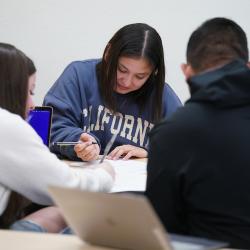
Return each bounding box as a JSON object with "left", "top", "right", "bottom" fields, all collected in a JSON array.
[
  {"left": 0, "top": 43, "right": 28, "bottom": 119},
  {"left": 97, "top": 23, "right": 165, "bottom": 123},
  {"left": 0, "top": 43, "right": 31, "bottom": 228},
  {"left": 26, "top": 56, "right": 36, "bottom": 76}
]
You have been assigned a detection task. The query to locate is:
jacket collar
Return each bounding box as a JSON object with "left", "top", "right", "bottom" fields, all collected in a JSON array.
[{"left": 187, "top": 60, "right": 250, "bottom": 107}]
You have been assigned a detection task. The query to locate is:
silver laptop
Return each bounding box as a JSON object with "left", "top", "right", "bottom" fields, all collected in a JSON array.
[{"left": 49, "top": 186, "right": 228, "bottom": 250}]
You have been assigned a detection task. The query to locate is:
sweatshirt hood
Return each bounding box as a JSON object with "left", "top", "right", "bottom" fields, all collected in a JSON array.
[{"left": 187, "top": 60, "right": 250, "bottom": 108}]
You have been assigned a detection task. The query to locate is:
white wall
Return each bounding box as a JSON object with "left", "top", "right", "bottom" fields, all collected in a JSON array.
[{"left": 1, "top": 0, "right": 250, "bottom": 104}]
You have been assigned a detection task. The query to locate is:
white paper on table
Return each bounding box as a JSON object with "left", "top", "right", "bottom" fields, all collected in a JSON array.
[
  {"left": 106, "top": 159, "right": 147, "bottom": 193},
  {"left": 66, "top": 159, "right": 147, "bottom": 193}
]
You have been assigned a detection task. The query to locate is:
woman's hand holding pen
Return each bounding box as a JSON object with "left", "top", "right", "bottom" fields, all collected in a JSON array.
[
  {"left": 107, "top": 144, "right": 147, "bottom": 160},
  {"left": 74, "top": 133, "right": 100, "bottom": 161},
  {"left": 74, "top": 133, "right": 115, "bottom": 180}
]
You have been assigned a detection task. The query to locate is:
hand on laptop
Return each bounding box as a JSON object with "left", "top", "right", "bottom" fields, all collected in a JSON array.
[
  {"left": 74, "top": 133, "right": 100, "bottom": 161},
  {"left": 99, "top": 162, "right": 115, "bottom": 180}
]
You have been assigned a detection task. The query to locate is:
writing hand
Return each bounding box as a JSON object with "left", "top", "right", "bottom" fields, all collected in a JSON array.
[{"left": 74, "top": 133, "right": 100, "bottom": 161}]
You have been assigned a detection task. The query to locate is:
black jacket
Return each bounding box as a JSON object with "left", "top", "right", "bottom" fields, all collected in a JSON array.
[{"left": 146, "top": 60, "right": 250, "bottom": 248}]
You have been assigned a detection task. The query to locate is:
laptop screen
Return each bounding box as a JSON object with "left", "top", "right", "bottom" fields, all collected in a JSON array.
[{"left": 27, "top": 106, "right": 52, "bottom": 146}]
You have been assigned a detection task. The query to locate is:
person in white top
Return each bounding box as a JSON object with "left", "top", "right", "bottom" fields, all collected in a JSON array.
[{"left": 0, "top": 43, "right": 115, "bottom": 232}]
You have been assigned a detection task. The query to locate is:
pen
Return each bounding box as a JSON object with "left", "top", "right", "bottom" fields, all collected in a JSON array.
[
  {"left": 52, "top": 141, "right": 98, "bottom": 146},
  {"left": 99, "top": 133, "right": 118, "bottom": 164}
]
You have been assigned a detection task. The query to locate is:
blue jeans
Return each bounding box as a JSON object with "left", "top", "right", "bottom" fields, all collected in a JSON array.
[
  {"left": 10, "top": 220, "right": 73, "bottom": 234},
  {"left": 10, "top": 220, "right": 47, "bottom": 232}
]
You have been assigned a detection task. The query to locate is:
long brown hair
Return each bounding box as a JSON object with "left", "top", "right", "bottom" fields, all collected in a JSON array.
[
  {"left": 0, "top": 43, "right": 28, "bottom": 119},
  {"left": 97, "top": 23, "right": 165, "bottom": 123},
  {"left": 0, "top": 43, "right": 31, "bottom": 228}
]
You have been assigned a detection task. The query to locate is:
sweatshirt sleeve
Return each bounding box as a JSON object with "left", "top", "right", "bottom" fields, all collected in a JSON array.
[
  {"left": 163, "top": 84, "right": 182, "bottom": 118},
  {"left": 0, "top": 113, "right": 113, "bottom": 206},
  {"left": 43, "top": 62, "right": 98, "bottom": 160}
]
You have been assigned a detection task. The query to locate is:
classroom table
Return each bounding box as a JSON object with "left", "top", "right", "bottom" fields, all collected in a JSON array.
[
  {"left": 0, "top": 229, "right": 114, "bottom": 250},
  {"left": 0, "top": 229, "right": 234, "bottom": 250}
]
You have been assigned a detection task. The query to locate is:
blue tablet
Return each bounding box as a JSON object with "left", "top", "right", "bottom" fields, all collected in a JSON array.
[{"left": 27, "top": 106, "right": 53, "bottom": 147}]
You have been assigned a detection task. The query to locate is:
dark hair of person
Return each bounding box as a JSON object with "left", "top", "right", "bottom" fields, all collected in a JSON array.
[
  {"left": 0, "top": 43, "right": 29, "bottom": 119},
  {"left": 186, "top": 17, "right": 249, "bottom": 73},
  {"left": 0, "top": 43, "right": 31, "bottom": 228},
  {"left": 26, "top": 56, "right": 36, "bottom": 76},
  {"left": 97, "top": 23, "right": 165, "bottom": 123}
]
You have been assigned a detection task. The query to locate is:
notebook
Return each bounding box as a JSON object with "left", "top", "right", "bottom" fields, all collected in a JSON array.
[
  {"left": 49, "top": 186, "right": 228, "bottom": 250},
  {"left": 27, "top": 106, "right": 53, "bottom": 147}
]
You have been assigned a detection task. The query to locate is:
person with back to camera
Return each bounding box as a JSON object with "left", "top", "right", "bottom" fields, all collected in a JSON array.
[
  {"left": 0, "top": 43, "right": 115, "bottom": 232},
  {"left": 43, "top": 23, "right": 182, "bottom": 162},
  {"left": 145, "top": 17, "right": 250, "bottom": 248}
]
